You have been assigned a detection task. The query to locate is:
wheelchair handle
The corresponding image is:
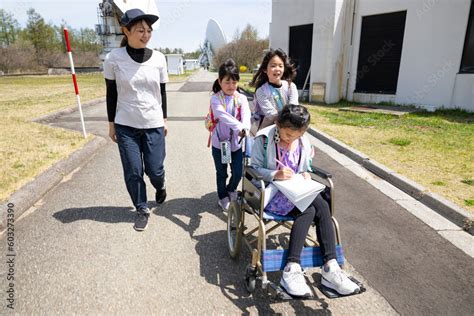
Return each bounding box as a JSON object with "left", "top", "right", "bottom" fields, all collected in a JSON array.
[
  {"left": 310, "top": 165, "right": 332, "bottom": 179},
  {"left": 246, "top": 166, "right": 263, "bottom": 181}
]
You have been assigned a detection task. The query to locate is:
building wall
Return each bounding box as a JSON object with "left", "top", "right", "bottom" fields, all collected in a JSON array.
[
  {"left": 347, "top": 0, "right": 472, "bottom": 111},
  {"left": 270, "top": 0, "right": 315, "bottom": 51},
  {"left": 166, "top": 55, "right": 184, "bottom": 75},
  {"left": 270, "top": 0, "right": 473, "bottom": 111}
]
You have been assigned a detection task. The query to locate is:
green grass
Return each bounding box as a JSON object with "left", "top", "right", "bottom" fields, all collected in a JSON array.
[
  {"left": 239, "top": 73, "right": 255, "bottom": 93},
  {"left": 168, "top": 70, "right": 196, "bottom": 82},
  {"left": 0, "top": 73, "right": 106, "bottom": 201},
  {"left": 389, "top": 137, "right": 411, "bottom": 146},
  {"left": 307, "top": 102, "right": 474, "bottom": 213},
  {"left": 461, "top": 179, "right": 474, "bottom": 186}
]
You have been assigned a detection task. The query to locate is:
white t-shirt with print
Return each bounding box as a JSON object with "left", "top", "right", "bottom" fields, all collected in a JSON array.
[{"left": 103, "top": 47, "right": 169, "bottom": 129}]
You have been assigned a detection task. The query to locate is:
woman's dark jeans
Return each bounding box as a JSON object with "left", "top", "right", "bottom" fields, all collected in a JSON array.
[{"left": 115, "top": 124, "right": 166, "bottom": 212}]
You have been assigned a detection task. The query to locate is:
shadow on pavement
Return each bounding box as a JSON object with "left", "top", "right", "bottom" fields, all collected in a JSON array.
[
  {"left": 53, "top": 206, "right": 135, "bottom": 223},
  {"left": 154, "top": 193, "right": 331, "bottom": 314},
  {"left": 178, "top": 81, "right": 213, "bottom": 92}
]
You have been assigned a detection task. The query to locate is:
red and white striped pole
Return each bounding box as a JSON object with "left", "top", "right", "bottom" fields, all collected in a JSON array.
[{"left": 63, "top": 27, "right": 87, "bottom": 138}]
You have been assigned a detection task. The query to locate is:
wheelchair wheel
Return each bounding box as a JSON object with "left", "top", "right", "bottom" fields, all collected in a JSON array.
[
  {"left": 245, "top": 264, "right": 257, "bottom": 293},
  {"left": 227, "top": 199, "right": 242, "bottom": 259}
]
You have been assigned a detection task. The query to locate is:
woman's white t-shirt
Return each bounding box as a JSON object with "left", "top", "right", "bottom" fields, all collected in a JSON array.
[{"left": 103, "top": 47, "right": 169, "bottom": 129}]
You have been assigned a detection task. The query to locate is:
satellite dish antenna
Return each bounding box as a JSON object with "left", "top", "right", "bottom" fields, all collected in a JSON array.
[{"left": 199, "top": 18, "right": 227, "bottom": 69}]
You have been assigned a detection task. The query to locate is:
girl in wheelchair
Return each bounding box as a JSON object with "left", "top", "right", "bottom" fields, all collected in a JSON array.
[{"left": 251, "top": 104, "right": 360, "bottom": 297}]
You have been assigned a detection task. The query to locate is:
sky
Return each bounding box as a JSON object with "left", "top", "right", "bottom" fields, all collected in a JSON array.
[{"left": 1, "top": 0, "right": 272, "bottom": 52}]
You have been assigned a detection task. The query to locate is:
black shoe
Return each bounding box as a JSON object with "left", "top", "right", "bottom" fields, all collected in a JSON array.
[
  {"left": 134, "top": 210, "right": 149, "bottom": 231},
  {"left": 155, "top": 188, "right": 167, "bottom": 204}
]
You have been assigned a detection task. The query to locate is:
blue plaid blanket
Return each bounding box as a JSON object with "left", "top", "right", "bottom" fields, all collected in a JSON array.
[{"left": 262, "top": 245, "right": 345, "bottom": 272}]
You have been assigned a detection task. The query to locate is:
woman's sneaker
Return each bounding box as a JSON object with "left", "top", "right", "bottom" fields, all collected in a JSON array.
[
  {"left": 155, "top": 188, "right": 167, "bottom": 204},
  {"left": 134, "top": 209, "right": 150, "bottom": 231},
  {"left": 321, "top": 259, "right": 360, "bottom": 295},
  {"left": 218, "top": 197, "right": 230, "bottom": 212},
  {"left": 280, "top": 263, "right": 312, "bottom": 297}
]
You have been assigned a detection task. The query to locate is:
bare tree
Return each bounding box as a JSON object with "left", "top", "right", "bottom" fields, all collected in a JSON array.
[{"left": 214, "top": 24, "right": 268, "bottom": 71}]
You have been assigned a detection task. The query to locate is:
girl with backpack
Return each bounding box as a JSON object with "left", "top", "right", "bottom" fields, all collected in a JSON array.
[
  {"left": 249, "top": 49, "right": 299, "bottom": 134},
  {"left": 209, "top": 59, "right": 251, "bottom": 211}
]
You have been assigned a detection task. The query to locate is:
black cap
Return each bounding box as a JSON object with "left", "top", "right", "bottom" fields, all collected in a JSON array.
[{"left": 120, "top": 8, "right": 159, "bottom": 27}]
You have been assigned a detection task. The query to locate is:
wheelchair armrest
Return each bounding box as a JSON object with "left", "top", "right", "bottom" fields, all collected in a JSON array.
[
  {"left": 310, "top": 166, "right": 332, "bottom": 179},
  {"left": 246, "top": 166, "right": 263, "bottom": 181}
]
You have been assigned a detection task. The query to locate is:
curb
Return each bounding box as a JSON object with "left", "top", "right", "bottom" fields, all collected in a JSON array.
[
  {"left": 307, "top": 127, "right": 473, "bottom": 235},
  {"left": 0, "top": 136, "right": 107, "bottom": 232},
  {"left": 32, "top": 98, "right": 105, "bottom": 123}
]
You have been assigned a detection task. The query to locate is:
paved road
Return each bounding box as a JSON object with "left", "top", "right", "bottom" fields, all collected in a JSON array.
[{"left": 0, "top": 70, "right": 472, "bottom": 314}]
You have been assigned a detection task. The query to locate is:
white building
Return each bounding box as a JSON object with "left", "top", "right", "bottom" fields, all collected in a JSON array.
[
  {"left": 270, "top": 0, "right": 474, "bottom": 111},
  {"left": 166, "top": 54, "right": 184, "bottom": 75},
  {"left": 184, "top": 59, "right": 200, "bottom": 71}
]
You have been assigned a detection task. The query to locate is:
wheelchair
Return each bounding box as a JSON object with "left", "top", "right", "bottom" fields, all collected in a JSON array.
[{"left": 226, "top": 137, "right": 364, "bottom": 299}]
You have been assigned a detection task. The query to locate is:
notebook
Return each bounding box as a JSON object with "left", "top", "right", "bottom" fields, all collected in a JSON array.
[{"left": 272, "top": 174, "right": 326, "bottom": 211}]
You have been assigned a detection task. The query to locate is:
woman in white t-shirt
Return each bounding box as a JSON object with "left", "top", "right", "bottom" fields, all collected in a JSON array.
[{"left": 103, "top": 8, "right": 168, "bottom": 231}]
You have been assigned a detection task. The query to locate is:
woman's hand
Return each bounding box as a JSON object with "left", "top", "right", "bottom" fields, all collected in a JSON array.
[
  {"left": 108, "top": 122, "right": 117, "bottom": 143},
  {"left": 275, "top": 167, "right": 294, "bottom": 180},
  {"left": 164, "top": 119, "right": 168, "bottom": 137},
  {"left": 302, "top": 172, "right": 311, "bottom": 180}
]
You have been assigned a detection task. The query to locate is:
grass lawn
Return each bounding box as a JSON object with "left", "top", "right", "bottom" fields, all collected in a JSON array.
[
  {"left": 0, "top": 73, "right": 107, "bottom": 201},
  {"left": 239, "top": 73, "right": 255, "bottom": 93},
  {"left": 0, "top": 70, "right": 195, "bottom": 202},
  {"left": 306, "top": 102, "right": 474, "bottom": 213},
  {"left": 168, "top": 70, "right": 196, "bottom": 82}
]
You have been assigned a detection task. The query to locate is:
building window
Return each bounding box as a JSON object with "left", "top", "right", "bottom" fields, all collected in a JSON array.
[
  {"left": 355, "top": 11, "right": 407, "bottom": 94},
  {"left": 460, "top": 0, "right": 474, "bottom": 73}
]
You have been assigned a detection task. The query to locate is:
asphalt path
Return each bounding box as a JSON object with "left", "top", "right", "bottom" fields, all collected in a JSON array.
[{"left": 0, "top": 70, "right": 472, "bottom": 314}]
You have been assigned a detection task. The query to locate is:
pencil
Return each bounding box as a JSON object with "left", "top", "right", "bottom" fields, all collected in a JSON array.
[{"left": 275, "top": 158, "right": 292, "bottom": 171}]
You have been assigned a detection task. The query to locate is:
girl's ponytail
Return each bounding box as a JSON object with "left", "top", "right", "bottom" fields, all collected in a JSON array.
[{"left": 212, "top": 79, "right": 222, "bottom": 93}]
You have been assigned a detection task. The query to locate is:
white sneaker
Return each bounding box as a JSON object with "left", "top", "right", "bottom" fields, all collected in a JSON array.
[
  {"left": 218, "top": 197, "right": 230, "bottom": 212},
  {"left": 280, "top": 263, "right": 312, "bottom": 297},
  {"left": 229, "top": 191, "right": 238, "bottom": 201},
  {"left": 321, "top": 259, "right": 360, "bottom": 295}
]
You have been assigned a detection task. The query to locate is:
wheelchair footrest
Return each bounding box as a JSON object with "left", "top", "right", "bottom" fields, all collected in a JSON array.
[
  {"left": 318, "top": 276, "right": 366, "bottom": 299},
  {"left": 262, "top": 245, "right": 345, "bottom": 272},
  {"left": 267, "top": 281, "right": 313, "bottom": 300}
]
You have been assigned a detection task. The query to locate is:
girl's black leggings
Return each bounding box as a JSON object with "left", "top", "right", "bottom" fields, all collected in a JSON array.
[{"left": 286, "top": 193, "right": 336, "bottom": 264}]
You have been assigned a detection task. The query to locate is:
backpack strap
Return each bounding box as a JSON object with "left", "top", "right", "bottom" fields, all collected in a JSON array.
[{"left": 262, "top": 135, "right": 269, "bottom": 169}]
